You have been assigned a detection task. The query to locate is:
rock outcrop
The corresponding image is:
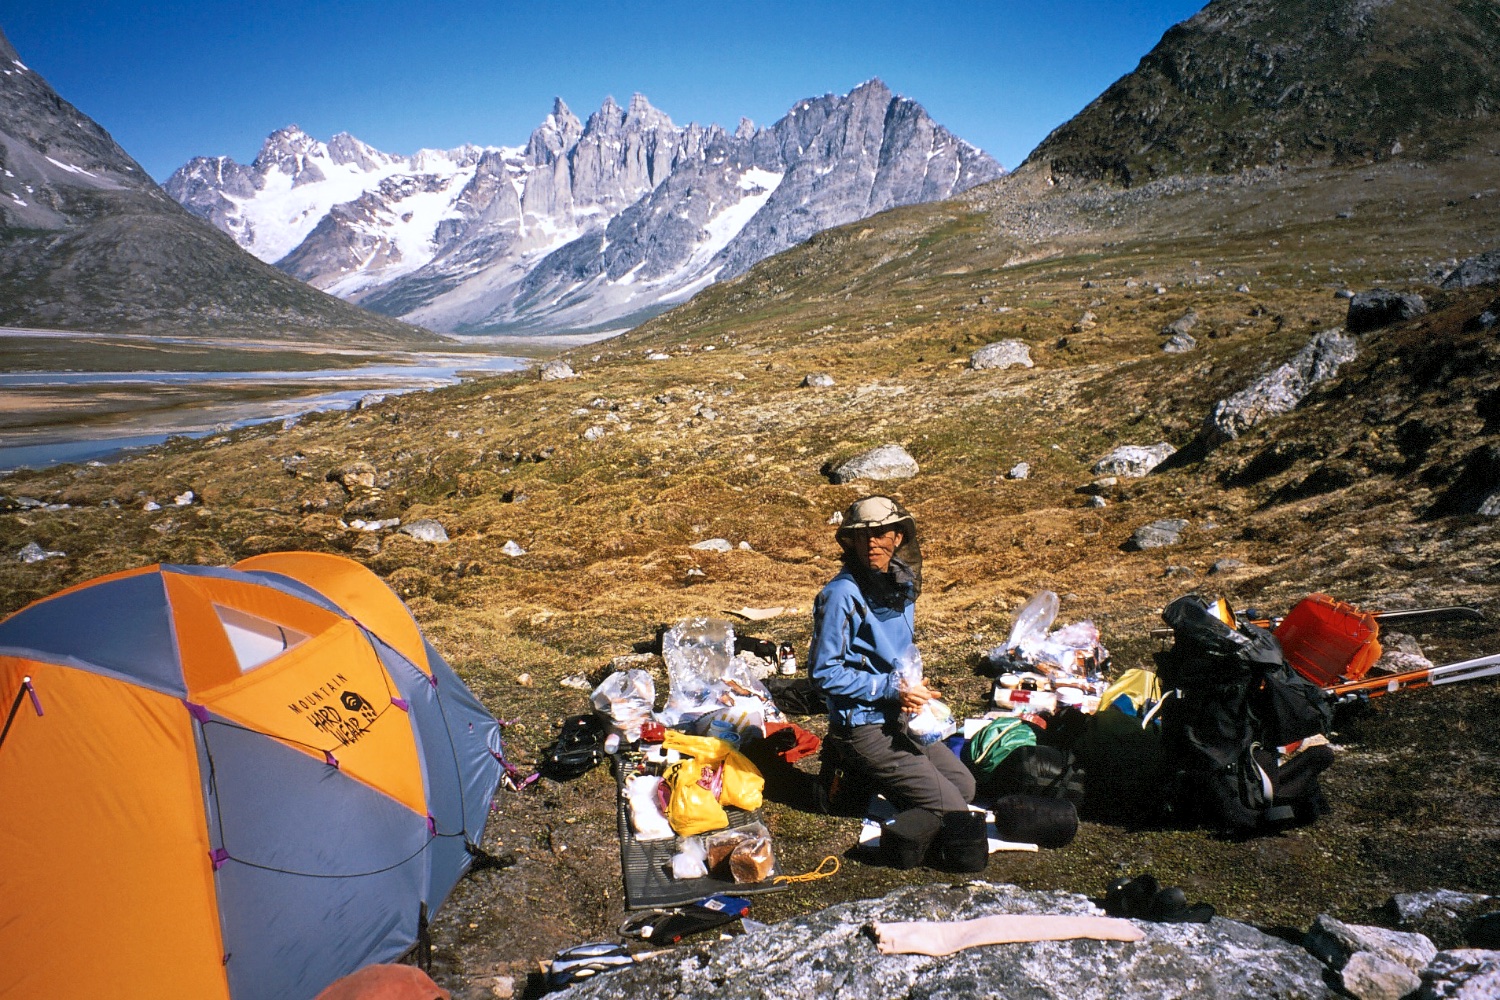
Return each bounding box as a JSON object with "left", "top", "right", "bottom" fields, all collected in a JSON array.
[
  {"left": 557, "top": 883, "right": 1332, "bottom": 1000},
  {"left": 1201, "top": 329, "right": 1358, "bottom": 446},
  {"left": 1347, "top": 289, "right": 1428, "bottom": 333},
  {"left": 1441, "top": 249, "right": 1500, "bottom": 289}
]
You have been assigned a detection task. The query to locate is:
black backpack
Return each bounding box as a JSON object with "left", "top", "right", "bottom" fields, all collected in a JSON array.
[{"left": 1158, "top": 595, "right": 1333, "bottom": 832}]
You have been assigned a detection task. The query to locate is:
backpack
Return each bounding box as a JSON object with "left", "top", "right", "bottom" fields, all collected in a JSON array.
[{"left": 1158, "top": 595, "right": 1333, "bottom": 832}]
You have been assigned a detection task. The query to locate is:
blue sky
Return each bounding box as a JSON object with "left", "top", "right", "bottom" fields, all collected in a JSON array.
[{"left": 4, "top": 1, "right": 1207, "bottom": 181}]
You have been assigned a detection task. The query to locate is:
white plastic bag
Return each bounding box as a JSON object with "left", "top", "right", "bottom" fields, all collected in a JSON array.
[
  {"left": 905, "top": 699, "right": 957, "bottom": 746},
  {"left": 671, "top": 835, "right": 708, "bottom": 879},
  {"left": 625, "top": 775, "right": 675, "bottom": 842},
  {"left": 590, "top": 669, "right": 655, "bottom": 741},
  {"left": 1006, "top": 590, "right": 1059, "bottom": 655}
]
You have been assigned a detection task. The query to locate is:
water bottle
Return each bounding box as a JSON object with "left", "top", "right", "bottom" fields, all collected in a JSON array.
[{"left": 777, "top": 643, "right": 797, "bottom": 676}]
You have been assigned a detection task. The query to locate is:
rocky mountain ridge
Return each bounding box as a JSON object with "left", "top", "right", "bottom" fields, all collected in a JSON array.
[
  {"left": 0, "top": 26, "right": 438, "bottom": 343},
  {"left": 1025, "top": 0, "right": 1500, "bottom": 185},
  {"left": 166, "top": 81, "right": 1003, "bottom": 334}
]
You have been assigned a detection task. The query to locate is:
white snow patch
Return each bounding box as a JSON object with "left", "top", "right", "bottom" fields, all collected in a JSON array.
[
  {"left": 45, "top": 156, "right": 97, "bottom": 178},
  {"left": 10, "top": 193, "right": 27, "bottom": 206},
  {"left": 738, "top": 167, "right": 782, "bottom": 192},
  {"left": 216, "top": 138, "right": 502, "bottom": 265},
  {"left": 12, "top": 59, "right": 27, "bottom": 71}
]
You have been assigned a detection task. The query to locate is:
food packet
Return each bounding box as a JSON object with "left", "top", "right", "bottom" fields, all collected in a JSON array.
[
  {"left": 704, "top": 829, "right": 750, "bottom": 872},
  {"left": 671, "top": 836, "right": 708, "bottom": 879},
  {"left": 894, "top": 646, "right": 957, "bottom": 746},
  {"left": 729, "top": 837, "right": 774, "bottom": 883},
  {"left": 704, "top": 821, "right": 769, "bottom": 872}
]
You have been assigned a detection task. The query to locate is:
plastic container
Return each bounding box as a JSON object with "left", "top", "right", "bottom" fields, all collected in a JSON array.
[
  {"left": 992, "top": 687, "right": 1059, "bottom": 714},
  {"left": 777, "top": 643, "right": 797, "bottom": 676},
  {"left": 1274, "top": 594, "right": 1382, "bottom": 685},
  {"left": 707, "top": 719, "right": 741, "bottom": 747}
]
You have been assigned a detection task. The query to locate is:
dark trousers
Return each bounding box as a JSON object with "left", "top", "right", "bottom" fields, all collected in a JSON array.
[{"left": 832, "top": 721, "right": 975, "bottom": 815}]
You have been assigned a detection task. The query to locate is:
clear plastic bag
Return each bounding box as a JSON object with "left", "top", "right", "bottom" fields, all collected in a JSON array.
[
  {"left": 904, "top": 699, "right": 956, "bottom": 746},
  {"left": 986, "top": 591, "right": 1109, "bottom": 680},
  {"left": 671, "top": 836, "right": 708, "bottom": 879},
  {"left": 704, "top": 822, "right": 769, "bottom": 872},
  {"left": 590, "top": 669, "right": 655, "bottom": 741},
  {"left": 894, "top": 646, "right": 956, "bottom": 746},
  {"left": 729, "top": 837, "right": 775, "bottom": 883},
  {"left": 660, "top": 617, "right": 736, "bottom": 726},
  {"left": 1006, "top": 590, "right": 1059, "bottom": 654}
]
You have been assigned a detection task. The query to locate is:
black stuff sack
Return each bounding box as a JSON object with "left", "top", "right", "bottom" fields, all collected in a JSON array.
[
  {"left": 992, "top": 793, "right": 1079, "bottom": 849},
  {"left": 989, "top": 744, "right": 1086, "bottom": 804},
  {"left": 932, "top": 810, "right": 989, "bottom": 873}
]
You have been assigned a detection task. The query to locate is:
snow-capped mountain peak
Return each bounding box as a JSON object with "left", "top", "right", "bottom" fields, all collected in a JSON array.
[{"left": 167, "top": 85, "right": 1004, "bottom": 334}]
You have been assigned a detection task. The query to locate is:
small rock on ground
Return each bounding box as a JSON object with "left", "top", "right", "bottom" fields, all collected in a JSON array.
[
  {"left": 1126, "top": 518, "right": 1190, "bottom": 550},
  {"left": 1093, "top": 443, "right": 1176, "bottom": 478},
  {"left": 400, "top": 519, "right": 450, "bottom": 543}
]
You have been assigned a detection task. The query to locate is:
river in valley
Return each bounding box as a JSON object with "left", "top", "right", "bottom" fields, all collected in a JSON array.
[{"left": 0, "top": 329, "right": 535, "bottom": 472}]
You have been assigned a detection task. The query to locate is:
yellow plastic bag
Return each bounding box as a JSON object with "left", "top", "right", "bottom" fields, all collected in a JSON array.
[
  {"left": 1098, "top": 667, "right": 1162, "bottom": 715},
  {"left": 665, "top": 757, "right": 728, "bottom": 836},
  {"left": 662, "top": 730, "right": 765, "bottom": 813}
]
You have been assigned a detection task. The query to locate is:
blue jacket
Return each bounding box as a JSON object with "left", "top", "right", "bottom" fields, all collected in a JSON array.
[{"left": 809, "top": 566, "right": 917, "bottom": 729}]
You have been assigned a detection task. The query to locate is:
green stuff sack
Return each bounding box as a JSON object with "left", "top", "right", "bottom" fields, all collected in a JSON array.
[{"left": 963, "top": 718, "right": 1037, "bottom": 774}]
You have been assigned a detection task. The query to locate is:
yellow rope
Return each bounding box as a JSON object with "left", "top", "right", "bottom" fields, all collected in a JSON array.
[{"left": 774, "top": 855, "right": 840, "bottom": 884}]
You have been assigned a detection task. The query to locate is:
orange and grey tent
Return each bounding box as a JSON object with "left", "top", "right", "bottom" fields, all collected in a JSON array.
[{"left": 0, "top": 552, "right": 504, "bottom": 999}]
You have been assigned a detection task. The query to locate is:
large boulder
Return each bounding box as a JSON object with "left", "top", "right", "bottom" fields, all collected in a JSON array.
[
  {"left": 1387, "top": 890, "right": 1497, "bottom": 950},
  {"left": 556, "top": 882, "right": 1332, "bottom": 1000},
  {"left": 1346, "top": 289, "right": 1428, "bottom": 333},
  {"left": 1421, "top": 950, "right": 1500, "bottom": 999},
  {"left": 1202, "top": 329, "right": 1357, "bottom": 445},
  {"left": 970, "top": 340, "right": 1034, "bottom": 371},
  {"left": 1441, "top": 249, "right": 1500, "bottom": 289},
  {"left": 829, "top": 444, "right": 919, "bottom": 483},
  {"left": 1305, "top": 913, "right": 1437, "bottom": 974},
  {"left": 1125, "top": 518, "right": 1190, "bottom": 550},
  {"left": 1163, "top": 310, "right": 1199, "bottom": 336},
  {"left": 1093, "top": 443, "right": 1177, "bottom": 478}
]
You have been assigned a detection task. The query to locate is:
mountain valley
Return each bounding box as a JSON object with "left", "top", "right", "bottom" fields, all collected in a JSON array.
[{"left": 1, "top": 0, "right": 1498, "bottom": 996}]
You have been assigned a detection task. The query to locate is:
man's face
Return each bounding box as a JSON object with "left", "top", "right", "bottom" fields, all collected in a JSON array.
[{"left": 852, "top": 526, "right": 903, "bottom": 573}]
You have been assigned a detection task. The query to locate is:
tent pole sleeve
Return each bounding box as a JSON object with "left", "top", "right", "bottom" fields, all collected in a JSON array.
[{"left": 0, "top": 676, "right": 41, "bottom": 752}]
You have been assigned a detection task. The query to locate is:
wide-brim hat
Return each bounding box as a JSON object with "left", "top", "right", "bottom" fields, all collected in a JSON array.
[{"left": 835, "top": 496, "right": 921, "bottom": 582}]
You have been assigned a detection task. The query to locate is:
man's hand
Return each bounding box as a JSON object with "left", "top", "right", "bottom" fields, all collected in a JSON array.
[{"left": 898, "top": 677, "right": 941, "bottom": 713}]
